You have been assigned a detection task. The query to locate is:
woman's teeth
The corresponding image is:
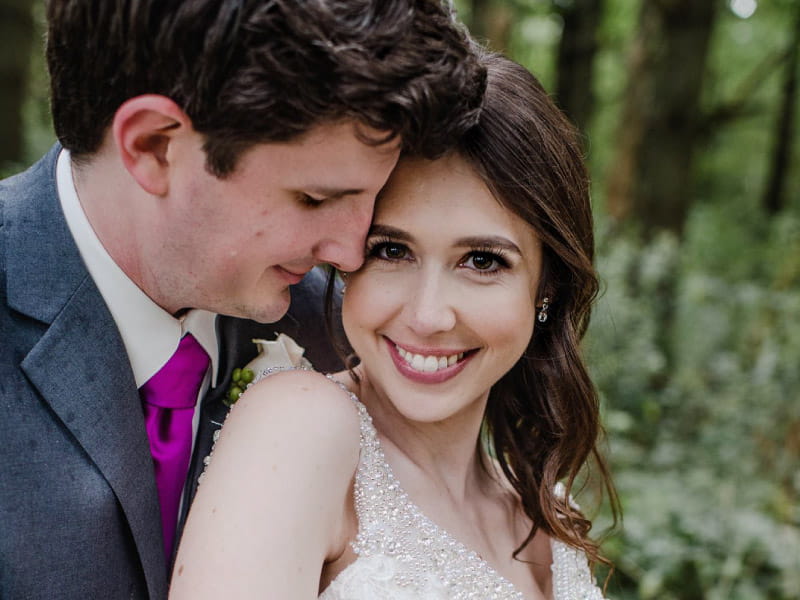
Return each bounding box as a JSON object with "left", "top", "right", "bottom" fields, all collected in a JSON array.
[{"left": 396, "top": 346, "right": 464, "bottom": 373}]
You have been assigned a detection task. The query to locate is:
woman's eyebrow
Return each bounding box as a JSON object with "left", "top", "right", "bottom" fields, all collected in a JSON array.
[
  {"left": 455, "top": 235, "right": 522, "bottom": 255},
  {"left": 368, "top": 227, "right": 523, "bottom": 256},
  {"left": 368, "top": 224, "right": 413, "bottom": 241}
]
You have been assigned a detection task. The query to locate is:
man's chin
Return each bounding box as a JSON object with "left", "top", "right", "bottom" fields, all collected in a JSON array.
[{"left": 236, "top": 289, "right": 292, "bottom": 324}]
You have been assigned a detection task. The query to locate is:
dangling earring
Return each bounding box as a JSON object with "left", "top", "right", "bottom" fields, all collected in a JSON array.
[
  {"left": 340, "top": 272, "right": 347, "bottom": 296},
  {"left": 537, "top": 297, "right": 550, "bottom": 323}
]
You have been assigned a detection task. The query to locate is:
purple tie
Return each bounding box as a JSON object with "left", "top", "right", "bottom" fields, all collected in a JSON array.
[{"left": 139, "top": 333, "right": 210, "bottom": 561}]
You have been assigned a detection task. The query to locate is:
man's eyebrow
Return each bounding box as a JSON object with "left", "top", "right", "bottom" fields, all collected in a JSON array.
[
  {"left": 454, "top": 236, "right": 523, "bottom": 255},
  {"left": 306, "top": 186, "right": 364, "bottom": 199},
  {"left": 367, "top": 224, "right": 413, "bottom": 241}
]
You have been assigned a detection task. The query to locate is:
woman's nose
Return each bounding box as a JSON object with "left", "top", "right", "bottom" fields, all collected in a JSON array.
[{"left": 403, "top": 271, "right": 457, "bottom": 336}]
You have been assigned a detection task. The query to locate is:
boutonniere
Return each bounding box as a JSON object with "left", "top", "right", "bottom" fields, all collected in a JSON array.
[{"left": 225, "top": 334, "right": 312, "bottom": 406}]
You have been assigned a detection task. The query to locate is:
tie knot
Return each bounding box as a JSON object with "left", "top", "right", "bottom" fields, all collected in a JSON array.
[{"left": 140, "top": 334, "right": 210, "bottom": 409}]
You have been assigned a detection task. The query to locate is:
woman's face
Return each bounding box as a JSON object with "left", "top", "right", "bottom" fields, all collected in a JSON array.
[{"left": 342, "top": 154, "right": 543, "bottom": 424}]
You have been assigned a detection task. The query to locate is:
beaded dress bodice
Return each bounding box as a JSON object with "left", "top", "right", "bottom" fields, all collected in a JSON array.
[{"left": 319, "top": 377, "right": 607, "bottom": 600}]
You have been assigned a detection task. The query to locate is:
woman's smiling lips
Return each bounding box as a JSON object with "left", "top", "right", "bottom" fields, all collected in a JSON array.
[{"left": 385, "top": 337, "right": 476, "bottom": 384}]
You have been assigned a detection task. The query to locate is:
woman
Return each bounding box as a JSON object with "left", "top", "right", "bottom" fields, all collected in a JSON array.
[{"left": 170, "top": 52, "right": 616, "bottom": 599}]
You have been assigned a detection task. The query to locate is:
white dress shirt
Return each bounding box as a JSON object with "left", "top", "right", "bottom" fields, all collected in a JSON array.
[{"left": 56, "top": 148, "right": 221, "bottom": 515}]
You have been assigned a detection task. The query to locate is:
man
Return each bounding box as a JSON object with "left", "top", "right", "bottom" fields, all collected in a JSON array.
[{"left": 0, "top": 1, "right": 485, "bottom": 597}]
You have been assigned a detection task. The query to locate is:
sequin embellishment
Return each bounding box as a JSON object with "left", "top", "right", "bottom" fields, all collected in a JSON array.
[
  {"left": 324, "top": 376, "right": 523, "bottom": 599},
  {"left": 322, "top": 375, "right": 608, "bottom": 600}
]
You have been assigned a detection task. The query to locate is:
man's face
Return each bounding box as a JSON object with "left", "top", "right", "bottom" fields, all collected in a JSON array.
[{"left": 140, "top": 121, "right": 400, "bottom": 322}]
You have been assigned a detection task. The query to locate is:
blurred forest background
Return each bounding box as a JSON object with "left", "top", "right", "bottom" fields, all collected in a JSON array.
[{"left": 1, "top": 0, "right": 798, "bottom": 598}]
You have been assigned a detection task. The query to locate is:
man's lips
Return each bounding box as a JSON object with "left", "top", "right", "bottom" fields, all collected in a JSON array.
[{"left": 274, "top": 266, "right": 310, "bottom": 285}]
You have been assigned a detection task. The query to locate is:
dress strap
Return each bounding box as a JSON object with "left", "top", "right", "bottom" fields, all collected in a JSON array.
[
  {"left": 253, "top": 364, "right": 314, "bottom": 383},
  {"left": 322, "top": 375, "right": 382, "bottom": 466}
]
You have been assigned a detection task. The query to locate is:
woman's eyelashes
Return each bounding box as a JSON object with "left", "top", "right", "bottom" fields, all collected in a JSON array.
[
  {"left": 366, "top": 238, "right": 410, "bottom": 261},
  {"left": 365, "top": 237, "right": 513, "bottom": 274},
  {"left": 460, "top": 248, "right": 511, "bottom": 274}
]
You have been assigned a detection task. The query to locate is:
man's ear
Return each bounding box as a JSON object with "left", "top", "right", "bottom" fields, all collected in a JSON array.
[{"left": 112, "top": 95, "right": 190, "bottom": 196}]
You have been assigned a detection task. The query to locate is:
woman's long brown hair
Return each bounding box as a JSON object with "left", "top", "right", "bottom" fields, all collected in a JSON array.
[
  {"left": 459, "top": 51, "right": 619, "bottom": 568},
  {"left": 326, "top": 49, "right": 619, "bottom": 570}
]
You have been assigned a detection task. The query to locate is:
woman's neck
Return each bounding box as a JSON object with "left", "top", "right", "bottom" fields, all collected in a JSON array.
[{"left": 354, "top": 372, "right": 495, "bottom": 506}]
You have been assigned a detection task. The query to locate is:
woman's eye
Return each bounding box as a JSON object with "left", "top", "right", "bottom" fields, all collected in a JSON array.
[
  {"left": 462, "top": 251, "right": 506, "bottom": 272},
  {"left": 369, "top": 241, "right": 409, "bottom": 260}
]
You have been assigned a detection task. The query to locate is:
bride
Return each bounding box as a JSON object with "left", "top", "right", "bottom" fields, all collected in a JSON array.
[{"left": 170, "top": 52, "right": 617, "bottom": 599}]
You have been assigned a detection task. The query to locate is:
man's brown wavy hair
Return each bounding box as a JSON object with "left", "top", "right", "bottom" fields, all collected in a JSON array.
[{"left": 46, "top": 0, "right": 486, "bottom": 176}]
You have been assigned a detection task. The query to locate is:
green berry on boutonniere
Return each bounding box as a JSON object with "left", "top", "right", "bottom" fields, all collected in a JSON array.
[
  {"left": 223, "top": 334, "right": 311, "bottom": 407},
  {"left": 225, "top": 367, "right": 255, "bottom": 407}
]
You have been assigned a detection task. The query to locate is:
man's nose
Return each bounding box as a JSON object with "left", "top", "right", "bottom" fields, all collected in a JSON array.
[{"left": 313, "top": 198, "right": 374, "bottom": 272}]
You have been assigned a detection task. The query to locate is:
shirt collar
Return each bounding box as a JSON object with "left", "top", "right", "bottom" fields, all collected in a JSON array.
[{"left": 56, "top": 149, "right": 220, "bottom": 387}]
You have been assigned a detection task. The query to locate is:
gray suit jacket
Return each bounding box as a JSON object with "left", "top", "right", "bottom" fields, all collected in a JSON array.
[{"left": 0, "top": 145, "right": 343, "bottom": 599}]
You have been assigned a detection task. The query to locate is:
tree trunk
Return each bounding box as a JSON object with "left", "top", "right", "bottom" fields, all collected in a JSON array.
[
  {"left": 468, "top": 0, "right": 513, "bottom": 52},
  {"left": 555, "top": 0, "right": 604, "bottom": 133},
  {"left": 0, "top": 0, "right": 35, "bottom": 168},
  {"left": 762, "top": 1, "right": 800, "bottom": 215},
  {"left": 606, "top": 0, "right": 718, "bottom": 237}
]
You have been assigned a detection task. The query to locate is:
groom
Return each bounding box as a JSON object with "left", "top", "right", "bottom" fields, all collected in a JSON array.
[{"left": 0, "top": 1, "right": 484, "bottom": 598}]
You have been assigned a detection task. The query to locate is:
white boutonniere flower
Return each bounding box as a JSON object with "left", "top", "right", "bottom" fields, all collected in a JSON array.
[{"left": 225, "top": 334, "right": 312, "bottom": 406}]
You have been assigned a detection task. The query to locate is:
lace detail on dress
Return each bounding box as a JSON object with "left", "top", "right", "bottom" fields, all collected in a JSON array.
[
  {"left": 320, "top": 375, "right": 609, "bottom": 600},
  {"left": 549, "top": 483, "right": 607, "bottom": 600},
  {"left": 550, "top": 540, "right": 606, "bottom": 600},
  {"left": 339, "top": 384, "right": 520, "bottom": 598}
]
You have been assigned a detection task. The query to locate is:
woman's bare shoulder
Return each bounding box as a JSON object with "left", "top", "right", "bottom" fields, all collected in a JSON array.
[
  {"left": 172, "top": 370, "right": 362, "bottom": 598},
  {"left": 208, "top": 369, "right": 362, "bottom": 489},
  {"left": 244, "top": 367, "right": 353, "bottom": 403}
]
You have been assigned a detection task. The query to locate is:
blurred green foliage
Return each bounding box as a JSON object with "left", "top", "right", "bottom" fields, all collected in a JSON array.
[
  {"left": 7, "top": 0, "right": 800, "bottom": 597},
  {"left": 588, "top": 4, "right": 800, "bottom": 597},
  {"left": 590, "top": 213, "right": 800, "bottom": 599},
  {"left": 456, "top": 0, "right": 800, "bottom": 597},
  {"left": 0, "top": 1, "right": 50, "bottom": 178}
]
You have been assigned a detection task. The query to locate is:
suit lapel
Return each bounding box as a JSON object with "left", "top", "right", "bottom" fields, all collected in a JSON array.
[
  {"left": 21, "top": 280, "right": 167, "bottom": 597},
  {"left": 6, "top": 146, "right": 167, "bottom": 598}
]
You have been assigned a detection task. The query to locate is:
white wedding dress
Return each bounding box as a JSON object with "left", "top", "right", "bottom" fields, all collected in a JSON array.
[{"left": 318, "top": 376, "right": 608, "bottom": 600}]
